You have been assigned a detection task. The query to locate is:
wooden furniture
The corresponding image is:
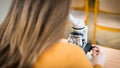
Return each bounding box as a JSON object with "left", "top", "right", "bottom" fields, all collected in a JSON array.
[{"left": 93, "top": 0, "right": 120, "bottom": 44}]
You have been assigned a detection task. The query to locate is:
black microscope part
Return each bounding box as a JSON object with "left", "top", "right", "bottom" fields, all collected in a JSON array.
[
  {"left": 83, "top": 43, "right": 93, "bottom": 54},
  {"left": 70, "top": 32, "right": 83, "bottom": 36}
]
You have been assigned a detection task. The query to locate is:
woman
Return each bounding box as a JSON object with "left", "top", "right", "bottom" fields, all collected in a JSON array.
[{"left": 0, "top": 0, "right": 105, "bottom": 68}]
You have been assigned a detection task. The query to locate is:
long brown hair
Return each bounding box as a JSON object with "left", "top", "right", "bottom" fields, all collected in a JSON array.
[{"left": 0, "top": 0, "right": 71, "bottom": 68}]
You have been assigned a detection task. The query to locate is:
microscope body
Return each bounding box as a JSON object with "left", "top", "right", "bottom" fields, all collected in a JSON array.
[
  {"left": 68, "top": 26, "right": 87, "bottom": 48},
  {"left": 68, "top": 14, "right": 93, "bottom": 54}
]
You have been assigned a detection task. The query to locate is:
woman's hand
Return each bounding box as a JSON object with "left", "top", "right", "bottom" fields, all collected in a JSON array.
[{"left": 91, "top": 46, "right": 106, "bottom": 67}]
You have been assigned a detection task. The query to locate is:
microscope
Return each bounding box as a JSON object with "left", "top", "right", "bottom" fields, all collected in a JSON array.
[{"left": 68, "top": 14, "right": 93, "bottom": 54}]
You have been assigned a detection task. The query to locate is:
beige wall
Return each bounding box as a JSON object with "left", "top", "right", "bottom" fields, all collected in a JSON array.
[{"left": 0, "top": 0, "right": 11, "bottom": 24}]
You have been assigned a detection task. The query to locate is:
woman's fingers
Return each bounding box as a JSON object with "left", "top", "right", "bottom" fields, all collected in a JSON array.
[
  {"left": 95, "top": 46, "right": 104, "bottom": 55},
  {"left": 92, "top": 46, "right": 101, "bottom": 56},
  {"left": 92, "top": 48, "right": 98, "bottom": 56},
  {"left": 92, "top": 46, "right": 104, "bottom": 57}
]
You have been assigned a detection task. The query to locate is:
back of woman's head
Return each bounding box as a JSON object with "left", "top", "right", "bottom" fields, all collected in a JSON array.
[{"left": 0, "top": 0, "right": 71, "bottom": 68}]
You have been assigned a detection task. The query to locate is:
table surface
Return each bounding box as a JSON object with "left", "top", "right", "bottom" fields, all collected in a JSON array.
[{"left": 98, "top": 46, "right": 120, "bottom": 68}]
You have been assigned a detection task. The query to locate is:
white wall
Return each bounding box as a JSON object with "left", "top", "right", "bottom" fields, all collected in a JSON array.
[{"left": 0, "top": 0, "right": 11, "bottom": 24}]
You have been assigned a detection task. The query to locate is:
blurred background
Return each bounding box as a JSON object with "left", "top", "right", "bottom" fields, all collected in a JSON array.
[
  {"left": 66, "top": 0, "right": 120, "bottom": 50},
  {"left": 0, "top": 0, "right": 120, "bottom": 50}
]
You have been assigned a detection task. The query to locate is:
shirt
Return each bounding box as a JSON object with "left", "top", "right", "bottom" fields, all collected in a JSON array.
[{"left": 34, "top": 41, "right": 102, "bottom": 68}]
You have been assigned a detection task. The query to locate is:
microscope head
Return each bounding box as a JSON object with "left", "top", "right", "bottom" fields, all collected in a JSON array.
[{"left": 69, "top": 14, "right": 85, "bottom": 29}]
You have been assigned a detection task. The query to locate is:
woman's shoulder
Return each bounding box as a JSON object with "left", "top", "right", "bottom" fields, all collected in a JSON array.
[
  {"left": 58, "top": 39, "right": 85, "bottom": 53},
  {"left": 34, "top": 39, "right": 92, "bottom": 68},
  {"left": 59, "top": 39, "right": 82, "bottom": 49},
  {"left": 38, "top": 39, "right": 86, "bottom": 59}
]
